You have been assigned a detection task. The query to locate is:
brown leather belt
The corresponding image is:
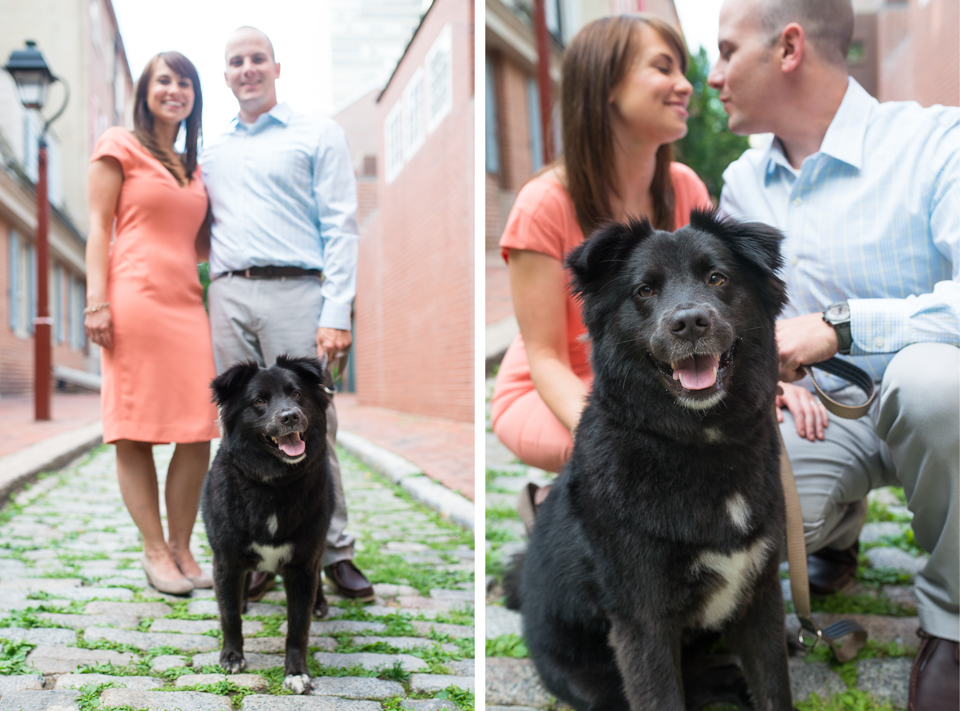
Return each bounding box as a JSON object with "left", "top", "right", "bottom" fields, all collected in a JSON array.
[
  {"left": 780, "top": 357, "right": 876, "bottom": 662},
  {"left": 225, "top": 266, "right": 323, "bottom": 279}
]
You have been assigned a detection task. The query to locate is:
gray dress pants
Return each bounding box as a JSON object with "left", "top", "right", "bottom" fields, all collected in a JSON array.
[
  {"left": 207, "top": 273, "right": 355, "bottom": 567},
  {"left": 781, "top": 343, "right": 959, "bottom": 641}
]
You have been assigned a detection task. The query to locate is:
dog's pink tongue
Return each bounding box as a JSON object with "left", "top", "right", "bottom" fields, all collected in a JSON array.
[
  {"left": 672, "top": 354, "right": 720, "bottom": 390},
  {"left": 278, "top": 432, "right": 305, "bottom": 457}
]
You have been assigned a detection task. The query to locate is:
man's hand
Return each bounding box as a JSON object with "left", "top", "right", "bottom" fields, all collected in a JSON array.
[
  {"left": 316, "top": 327, "right": 352, "bottom": 364},
  {"left": 776, "top": 381, "right": 829, "bottom": 441},
  {"left": 776, "top": 312, "right": 839, "bottom": 382}
]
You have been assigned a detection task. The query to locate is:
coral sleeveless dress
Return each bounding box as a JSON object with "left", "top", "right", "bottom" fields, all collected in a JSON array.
[
  {"left": 491, "top": 163, "right": 712, "bottom": 472},
  {"left": 90, "top": 127, "right": 220, "bottom": 444}
]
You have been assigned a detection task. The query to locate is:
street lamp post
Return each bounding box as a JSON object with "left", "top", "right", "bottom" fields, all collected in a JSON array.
[{"left": 4, "top": 41, "right": 69, "bottom": 421}]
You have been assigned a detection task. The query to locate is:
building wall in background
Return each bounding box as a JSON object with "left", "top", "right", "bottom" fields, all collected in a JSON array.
[{"left": 353, "top": 0, "right": 474, "bottom": 422}]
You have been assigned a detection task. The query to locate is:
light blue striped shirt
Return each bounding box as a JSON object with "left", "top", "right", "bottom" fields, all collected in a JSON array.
[
  {"left": 201, "top": 102, "right": 360, "bottom": 331},
  {"left": 719, "top": 78, "right": 959, "bottom": 387}
]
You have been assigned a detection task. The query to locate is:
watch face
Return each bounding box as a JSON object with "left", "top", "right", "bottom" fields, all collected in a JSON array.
[{"left": 827, "top": 303, "right": 850, "bottom": 320}]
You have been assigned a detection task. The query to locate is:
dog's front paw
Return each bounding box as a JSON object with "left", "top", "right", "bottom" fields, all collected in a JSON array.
[
  {"left": 283, "top": 674, "right": 311, "bottom": 694},
  {"left": 220, "top": 650, "right": 246, "bottom": 674}
]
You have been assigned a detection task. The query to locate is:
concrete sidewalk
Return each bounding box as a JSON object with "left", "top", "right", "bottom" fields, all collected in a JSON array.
[{"left": 0, "top": 390, "right": 474, "bottom": 530}]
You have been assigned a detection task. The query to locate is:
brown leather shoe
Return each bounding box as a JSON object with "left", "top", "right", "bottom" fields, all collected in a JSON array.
[
  {"left": 324, "top": 560, "right": 374, "bottom": 602},
  {"left": 910, "top": 629, "right": 959, "bottom": 711},
  {"left": 246, "top": 571, "right": 276, "bottom": 602},
  {"left": 807, "top": 541, "right": 859, "bottom": 595}
]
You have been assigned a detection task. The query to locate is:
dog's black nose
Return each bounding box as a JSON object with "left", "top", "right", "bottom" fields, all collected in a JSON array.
[
  {"left": 669, "top": 308, "right": 712, "bottom": 342},
  {"left": 278, "top": 409, "right": 302, "bottom": 426}
]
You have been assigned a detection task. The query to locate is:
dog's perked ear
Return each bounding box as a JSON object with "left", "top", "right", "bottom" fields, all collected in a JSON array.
[
  {"left": 275, "top": 355, "right": 331, "bottom": 404},
  {"left": 566, "top": 218, "right": 654, "bottom": 298},
  {"left": 690, "top": 209, "right": 788, "bottom": 317},
  {"left": 210, "top": 360, "right": 261, "bottom": 406}
]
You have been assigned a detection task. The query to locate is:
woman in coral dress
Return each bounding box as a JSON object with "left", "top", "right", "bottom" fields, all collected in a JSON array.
[
  {"left": 490, "top": 15, "right": 713, "bottom": 522},
  {"left": 85, "top": 52, "right": 218, "bottom": 595}
]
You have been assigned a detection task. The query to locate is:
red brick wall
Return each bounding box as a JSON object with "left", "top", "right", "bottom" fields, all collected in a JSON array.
[
  {"left": 356, "top": 178, "right": 378, "bottom": 229},
  {"left": 0, "top": 221, "right": 88, "bottom": 396},
  {"left": 354, "top": 0, "right": 474, "bottom": 423}
]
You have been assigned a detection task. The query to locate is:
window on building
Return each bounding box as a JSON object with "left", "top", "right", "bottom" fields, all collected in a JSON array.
[
  {"left": 527, "top": 77, "right": 544, "bottom": 173},
  {"left": 546, "top": 0, "right": 563, "bottom": 44},
  {"left": 425, "top": 24, "right": 453, "bottom": 134},
  {"left": 384, "top": 101, "right": 404, "bottom": 184},
  {"left": 54, "top": 265, "right": 65, "bottom": 344},
  {"left": 70, "top": 276, "right": 85, "bottom": 350},
  {"left": 9, "top": 233, "right": 37, "bottom": 337},
  {"left": 24, "top": 114, "right": 64, "bottom": 209},
  {"left": 403, "top": 69, "right": 425, "bottom": 160},
  {"left": 485, "top": 56, "right": 500, "bottom": 175}
]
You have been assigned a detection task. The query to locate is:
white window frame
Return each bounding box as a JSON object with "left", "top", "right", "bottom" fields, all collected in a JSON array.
[
  {"left": 425, "top": 24, "right": 453, "bottom": 135},
  {"left": 403, "top": 68, "right": 425, "bottom": 161},
  {"left": 384, "top": 101, "right": 404, "bottom": 184}
]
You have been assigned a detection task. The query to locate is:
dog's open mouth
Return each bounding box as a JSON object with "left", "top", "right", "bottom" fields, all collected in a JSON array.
[
  {"left": 650, "top": 343, "right": 736, "bottom": 405},
  {"left": 260, "top": 432, "right": 307, "bottom": 458}
]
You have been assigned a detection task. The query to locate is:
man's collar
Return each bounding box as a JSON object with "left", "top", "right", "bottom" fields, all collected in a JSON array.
[
  {"left": 764, "top": 77, "right": 874, "bottom": 179},
  {"left": 230, "top": 101, "right": 292, "bottom": 131},
  {"left": 817, "top": 78, "right": 873, "bottom": 169}
]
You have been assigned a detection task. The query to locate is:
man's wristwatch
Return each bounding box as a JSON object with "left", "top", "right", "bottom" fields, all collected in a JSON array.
[{"left": 823, "top": 301, "right": 853, "bottom": 356}]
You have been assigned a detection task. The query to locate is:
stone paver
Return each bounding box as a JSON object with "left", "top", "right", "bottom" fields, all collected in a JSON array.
[
  {"left": 0, "top": 443, "right": 475, "bottom": 705},
  {"left": 24, "top": 646, "right": 136, "bottom": 674},
  {"left": 410, "top": 673, "right": 476, "bottom": 692},
  {"left": 313, "top": 651, "right": 427, "bottom": 672},
  {"left": 242, "top": 696, "right": 380, "bottom": 711},
  {"left": 0, "top": 675, "right": 43, "bottom": 692},
  {"left": 308, "top": 677, "right": 404, "bottom": 699},
  {"left": 99, "top": 689, "right": 231, "bottom": 710},
  {"left": 0, "top": 690, "right": 80, "bottom": 710}
]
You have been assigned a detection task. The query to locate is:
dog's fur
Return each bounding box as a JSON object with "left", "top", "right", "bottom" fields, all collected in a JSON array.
[
  {"left": 203, "top": 355, "right": 333, "bottom": 695},
  {"left": 505, "top": 211, "right": 793, "bottom": 710}
]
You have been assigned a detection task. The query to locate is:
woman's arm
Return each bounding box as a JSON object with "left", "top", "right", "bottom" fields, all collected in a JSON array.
[
  {"left": 85, "top": 157, "right": 123, "bottom": 349},
  {"left": 508, "top": 248, "right": 589, "bottom": 434}
]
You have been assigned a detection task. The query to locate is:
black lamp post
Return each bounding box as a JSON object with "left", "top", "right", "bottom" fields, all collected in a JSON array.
[{"left": 4, "top": 41, "right": 69, "bottom": 421}]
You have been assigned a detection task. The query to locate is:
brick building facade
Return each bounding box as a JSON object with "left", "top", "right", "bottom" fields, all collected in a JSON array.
[
  {"left": 0, "top": 0, "right": 134, "bottom": 396},
  {"left": 350, "top": 0, "right": 474, "bottom": 423}
]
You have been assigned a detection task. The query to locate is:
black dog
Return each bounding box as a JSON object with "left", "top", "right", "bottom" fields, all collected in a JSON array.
[
  {"left": 203, "top": 355, "right": 333, "bottom": 695},
  {"left": 505, "top": 211, "right": 793, "bottom": 710}
]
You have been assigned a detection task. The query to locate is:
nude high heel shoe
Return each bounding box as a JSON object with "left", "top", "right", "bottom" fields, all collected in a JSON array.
[{"left": 141, "top": 554, "right": 194, "bottom": 596}]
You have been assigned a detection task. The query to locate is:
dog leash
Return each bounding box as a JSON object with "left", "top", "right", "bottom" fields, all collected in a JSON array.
[{"left": 779, "top": 357, "right": 874, "bottom": 663}]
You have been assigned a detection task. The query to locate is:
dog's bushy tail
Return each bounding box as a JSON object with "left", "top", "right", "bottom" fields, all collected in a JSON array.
[{"left": 502, "top": 552, "right": 525, "bottom": 610}]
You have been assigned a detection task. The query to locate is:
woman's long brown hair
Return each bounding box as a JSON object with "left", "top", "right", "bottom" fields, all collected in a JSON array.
[
  {"left": 133, "top": 52, "right": 202, "bottom": 186},
  {"left": 559, "top": 14, "right": 687, "bottom": 235}
]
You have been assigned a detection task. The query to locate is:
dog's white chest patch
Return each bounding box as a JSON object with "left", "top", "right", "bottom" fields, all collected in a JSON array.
[
  {"left": 692, "top": 536, "right": 772, "bottom": 630},
  {"left": 725, "top": 494, "right": 751, "bottom": 534},
  {"left": 250, "top": 542, "right": 293, "bottom": 573},
  {"left": 267, "top": 514, "right": 278, "bottom": 537}
]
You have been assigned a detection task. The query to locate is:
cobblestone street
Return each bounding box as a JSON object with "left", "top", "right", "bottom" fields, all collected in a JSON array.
[
  {"left": 0, "top": 443, "right": 475, "bottom": 710},
  {"left": 484, "top": 379, "right": 927, "bottom": 711}
]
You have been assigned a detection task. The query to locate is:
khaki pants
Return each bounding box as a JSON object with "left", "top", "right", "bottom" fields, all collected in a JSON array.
[
  {"left": 207, "top": 273, "right": 355, "bottom": 567},
  {"left": 781, "top": 343, "right": 959, "bottom": 641}
]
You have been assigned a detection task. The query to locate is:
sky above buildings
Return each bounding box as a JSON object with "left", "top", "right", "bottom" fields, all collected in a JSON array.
[{"left": 112, "top": 0, "right": 334, "bottom": 135}]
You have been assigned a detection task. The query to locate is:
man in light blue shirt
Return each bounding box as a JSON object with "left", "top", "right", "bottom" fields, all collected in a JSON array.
[
  {"left": 710, "top": 0, "right": 957, "bottom": 706},
  {"left": 202, "top": 27, "right": 373, "bottom": 602}
]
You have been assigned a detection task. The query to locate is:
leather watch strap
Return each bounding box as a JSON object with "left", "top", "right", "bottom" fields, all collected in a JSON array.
[{"left": 779, "top": 356, "right": 873, "bottom": 663}]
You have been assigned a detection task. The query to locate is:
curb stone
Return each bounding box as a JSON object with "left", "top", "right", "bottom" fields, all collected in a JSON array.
[
  {"left": 337, "top": 430, "right": 474, "bottom": 530},
  {"left": 0, "top": 423, "right": 103, "bottom": 506}
]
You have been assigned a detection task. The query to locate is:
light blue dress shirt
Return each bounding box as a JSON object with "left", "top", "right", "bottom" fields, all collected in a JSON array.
[
  {"left": 719, "top": 78, "right": 959, "bottom": 388},
  {"left": 201, "top": 102, "right": 360, "bottom": 331}
]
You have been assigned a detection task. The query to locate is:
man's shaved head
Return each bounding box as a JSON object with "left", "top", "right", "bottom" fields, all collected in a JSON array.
[
  {"left": 754, "top": 0, "right": 854, "bottom": 66},
  {"left": 226, "top": 26, "right": 275, "bottom": 62}
]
